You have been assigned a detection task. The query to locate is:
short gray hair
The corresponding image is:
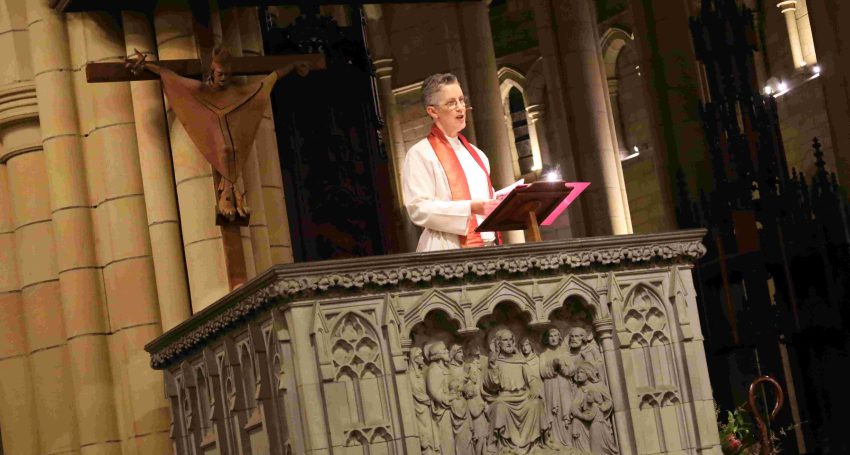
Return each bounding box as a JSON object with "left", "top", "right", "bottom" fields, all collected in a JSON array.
[{"left": 422, "top": 73, "right": 458, "bottom": 107}]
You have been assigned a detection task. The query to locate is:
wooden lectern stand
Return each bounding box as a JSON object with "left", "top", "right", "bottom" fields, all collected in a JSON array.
[{"left": 476, "top": 180, "right": 579, "bottom": 242}]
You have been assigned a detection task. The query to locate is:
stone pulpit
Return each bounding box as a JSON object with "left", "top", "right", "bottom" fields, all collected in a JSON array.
[{"left": 146, "top": 229, "right": 722, "bottom": 454}]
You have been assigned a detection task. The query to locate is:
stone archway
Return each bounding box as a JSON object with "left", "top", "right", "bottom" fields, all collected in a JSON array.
[{"left": 498, "top": 67, "right": 544, "bottom": 176}]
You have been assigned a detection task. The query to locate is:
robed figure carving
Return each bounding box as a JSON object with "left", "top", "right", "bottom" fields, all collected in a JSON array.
[
  {"left": 483, "top": 329, "right": 550, "bottom": 452},
  {"left": 409, "top": 348, "right": 439, "bottom": 455},
  {"left": 539, "top": 328, "right": 576, "bottom": 449},
  {"left": 125, "top": 48, "right": 314, "bottom": 222},
  {"left": 571, "top": 361, "right": 618, "bottom": 455}
]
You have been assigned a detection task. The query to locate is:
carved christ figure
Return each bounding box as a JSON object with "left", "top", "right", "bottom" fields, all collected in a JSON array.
[{"left": 125, "top": 48, "right": 312, "bottom": 221}]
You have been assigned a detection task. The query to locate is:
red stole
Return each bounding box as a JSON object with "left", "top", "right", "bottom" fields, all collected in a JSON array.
[{"left": 427, "top": 124, "right": 494, "bottom": 248}]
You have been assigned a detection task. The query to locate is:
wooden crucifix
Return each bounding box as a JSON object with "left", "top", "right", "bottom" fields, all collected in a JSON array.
[{"left": 87, "top": 7, "right": 325, "bottom": 290}]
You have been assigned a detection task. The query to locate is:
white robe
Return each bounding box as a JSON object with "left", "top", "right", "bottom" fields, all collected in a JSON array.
[{"left": 402, "top": 136, "right": 496, "bottom": 252}]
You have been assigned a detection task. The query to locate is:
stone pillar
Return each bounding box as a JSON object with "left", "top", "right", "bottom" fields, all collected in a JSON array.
[
  {"left": 532, "top": 0, "right": 585, "bottom": 238},
  {"left": 594, "top": 317, "right": 637, "bottom": 455},
  {"left": 364, "top": 4, "right": 419, "bottom": 252},
  {"left": 0, "top": 90, "right": 40, "bottom": 455},
  {"left": 629, "top": 0, "right": 703, "bottom": 231},
  {"left": 607, "top": 79, "right": 629, "bottom": 158},
  {"left": 806, "top": 0, "right": 850, "bottom": 187},
  {"left": 525, "top": 104, "right": 549, "bottom": 171},
  {"left": 238, "top": 7, "right": 296, "bottom": 265},
  {"left": 155, "top": 5, "right": 230, "bottom": 312},
  {"left": 458, "top": 0, "right": 523, "bottom": 244},
  {"left": 550, "top": 0, "right": 629, "bottom": 236},
  {"left": 78, "top": 11, "right": 172, "bottom": 452},
  {"left": 602, "top": 78, "right": 633, "bottom": 234},
  {"left": 777, "top": 1, "right": 806, "bottom": 68},
  {"left": 26, "top": 3, "right": 123, "bottom": 453},
  {"left": 3, "top": 119, "right": 81, "bottom": 454},
  {"left": 123, "top": 11, "right": 192, "bottom": 332}
]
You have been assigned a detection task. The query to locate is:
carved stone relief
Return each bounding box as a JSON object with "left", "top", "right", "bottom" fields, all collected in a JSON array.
[{"left": 409, "top": 302, "right": 619, "bottom": 454}]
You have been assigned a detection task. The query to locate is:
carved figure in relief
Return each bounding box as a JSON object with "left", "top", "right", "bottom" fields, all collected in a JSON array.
[
  {"left": 483, "top": 329, "right": 550, "bottom": 453},
  {"left": 464, "top": 355, "right": 490, "bottom": 455},
  {"left": 538, "top": 328, "right": 575, "bottom": 449},
  {"left": 565, "top": 327, "right": 604, "bottom": 378},
  {"left": 125, "top": 47, "right": 314, "bottom": 221},
  {"left": 424, "top": 341, "right": 457, "bottom": 455},
  {"left": 448, "top": 345, "right": 474, "bottom": 454},
  {"left": 409, "top": 348, "right": 439, "bottom": 455},
  {"left": 570, "top": 362, "right": 617, "bottom": 455},
  {"left": 521, "top": 338, "right": 542, "bottom": 390}
]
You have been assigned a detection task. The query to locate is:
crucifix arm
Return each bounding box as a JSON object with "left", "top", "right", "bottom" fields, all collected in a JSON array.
[{"left": 126, "top": 49, "right": 161, "bottom": 76}]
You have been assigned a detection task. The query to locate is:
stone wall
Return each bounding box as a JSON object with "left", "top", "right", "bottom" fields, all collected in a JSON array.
[{"left": 148, "top": 229, "right": 721, "bottom": 455}]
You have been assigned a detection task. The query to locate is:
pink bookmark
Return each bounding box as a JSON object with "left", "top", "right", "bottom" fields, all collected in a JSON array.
[{"left": 541, "top": 182, "right": 590, "bottom": 226}]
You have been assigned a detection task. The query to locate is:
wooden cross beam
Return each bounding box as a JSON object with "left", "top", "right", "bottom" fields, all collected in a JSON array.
[{"left": 86, "top": 54, "right": 316, "bottom": 82}]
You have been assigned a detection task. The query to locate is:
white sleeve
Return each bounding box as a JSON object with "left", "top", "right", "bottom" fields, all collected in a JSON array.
[{"left": 402, "top": 145, "right": 472, "bottom": 236}]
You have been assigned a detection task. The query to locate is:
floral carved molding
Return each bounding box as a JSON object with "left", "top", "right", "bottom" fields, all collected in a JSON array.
[{"left": 147, "top": 229, "right": 707, "bottom": 369}]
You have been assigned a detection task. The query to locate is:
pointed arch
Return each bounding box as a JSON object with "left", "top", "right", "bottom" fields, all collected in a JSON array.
[
  {"left": 402, "top": 288, "right": 467, "bottom": 336},
  {"left": 470, "top": 281, "right": 538, "bottom": 327},
  {"left": 600, "top": 26, "right": 634, "bottom": 78},
  {"left": 540, "top": 275, "right": 602, "bottom": 322}
]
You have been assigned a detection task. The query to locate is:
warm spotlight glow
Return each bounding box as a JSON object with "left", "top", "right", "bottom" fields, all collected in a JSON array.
[
  {"left": 778, "top": 81, "right": 788, "bottom": 92},
  {"left": 633, "top": 145, "right": 639, "bottom": 152},
  {"left": 813, "top": 65, "right": 821, "bottom": 74},
  {"left": 545, "top": 170, "right": 561, "bottom": 182},
  {"left": 764, "top": 85, "right": 774, "bottom": 95}
]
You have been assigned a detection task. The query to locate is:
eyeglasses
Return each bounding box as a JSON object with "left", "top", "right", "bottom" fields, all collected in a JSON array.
[{"left": 433, "top": 97, "right": 468, "bottom": 111}]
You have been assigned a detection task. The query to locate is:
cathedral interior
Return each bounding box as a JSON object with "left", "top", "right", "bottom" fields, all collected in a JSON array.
[{"left": 1, "top": 0, "right": 849, "bottom": 454}]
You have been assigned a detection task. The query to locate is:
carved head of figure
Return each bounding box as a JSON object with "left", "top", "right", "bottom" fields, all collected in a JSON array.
[
  {"left": 424, "top": 341, "right": 450, "bottom": 364},
  {"left": 491, "top": 329, "right": 516, "bottom": 357},
  {"left": 543, "top": 328, "right": 562, "bottom": 348},
  {"left": 521, "top": 338, "right": 534, "bottom": 356},
  {"left": 209, "top": 47, "right": 233, "bottom": 90},
  {"left": 568, "top": 327, "right": 589, "bottom": 351},
  {"left": 449, "top": 344, "right": 464, "bottom": 365},
  {"left": 573, "top": 360, "right": 600, "bottom": 385},
  {"left": 410, "top": 347, "right": 425, "bottom": 370}
]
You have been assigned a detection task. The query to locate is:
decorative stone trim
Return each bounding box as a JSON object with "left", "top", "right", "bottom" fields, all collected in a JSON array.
[
  {"left": 0, "top": 81, "right": 38, "bottom": 132},
  {"left": 146, "top": 229, "right": 707, "bottom": 369}
]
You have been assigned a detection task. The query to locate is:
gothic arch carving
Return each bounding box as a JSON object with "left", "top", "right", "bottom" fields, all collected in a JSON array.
[
  {"left": 618, "top": 283, "right": 672, "bottom": 348},
  {"left": 498, "top": 66, "right": 528, "bottom": 100},
  {"left": 470, "top": 280, "right": 538, "bottom": 327},
  {"left": 403, "top": 288, "right": 467, "bottom": 335},
  {"left": 540, "top": 275, "right": 603, "bottom": 322},
  {"left": 600, "top": 26, "right": 634, "bottom": 78}
]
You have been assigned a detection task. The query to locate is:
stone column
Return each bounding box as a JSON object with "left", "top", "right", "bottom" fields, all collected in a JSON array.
[
  {"left": 594, "top": 317, "right": 636, "bottom": 455},
  {"left": 238, "top": 7, "right": 296, "bottom": 265},
  {"left": 525, "top": 104, "right": 551, "bottom": 170},
  {"left": 364, "top": 4, "right": 419, "bottom": 252},
  {"left": 550, "top": 0, "right": 629, "bottom": 236},
  {"left": 78, "top": 11, "right": 172, "bottom": 452},
  {"left": 532, "top": 0, "right": 585, "bottom": 238},
  {"left": 607, "top": 79, "right": 629, "bottom": 158},
  {"left": 26, "top": 3, "right": 123, "bottom": 453},
  {"left": 458, "top": 0, "right": 523, "bottom": 244},
  {"left": 123, "top": 11, "right": 192, "bottom": 332},
  {"left": 0, "top": 93, "right": 40, "bottom": 454},
  {"left": 602, "top": 78, "right": 633, "bottom": 234},
  {"left": 777, "top": 1, "right": 806, "bottom": 68},
  {"left": 155, "top": 5, "right": 231, "bottom": 312},
  {"left": 629, "top": 0, "right": 703, "bottom": 231}
]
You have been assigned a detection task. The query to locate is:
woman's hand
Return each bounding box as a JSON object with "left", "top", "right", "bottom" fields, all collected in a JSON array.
[{"left": 471, "top": 199, "right": 500, "bottom": 216}]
